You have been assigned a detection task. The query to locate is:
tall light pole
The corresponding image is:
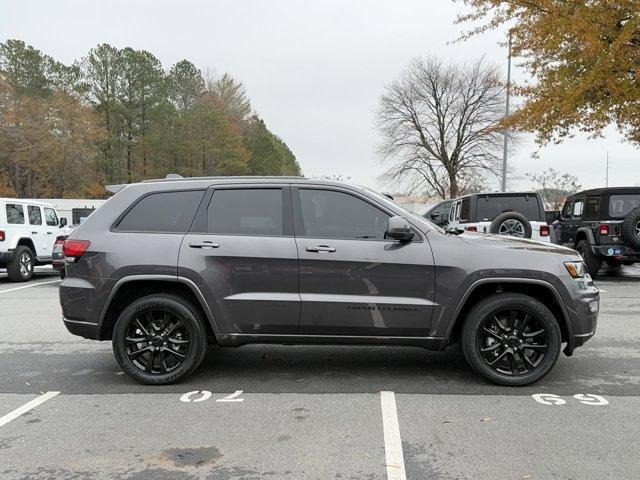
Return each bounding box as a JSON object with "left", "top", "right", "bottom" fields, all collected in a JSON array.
[
  {"left": 606, "top": 151, "right": 611, "bottom": 187},
  {"left": 501, "top": 32, "right": 512, "bottom": 193}
]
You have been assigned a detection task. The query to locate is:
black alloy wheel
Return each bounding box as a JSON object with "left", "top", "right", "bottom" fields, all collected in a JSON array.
[
  {"left": 113, "top": 294, "right": 209, "bottom": 385},
  {"left": 477, "top": 308, "right": 548, "bottom": 376},
  {"left": 462, "top": 293, "right": 561, "bottom": 386},
  {"left": 124, "top": 309, "right": 191, "bottom": 374}
]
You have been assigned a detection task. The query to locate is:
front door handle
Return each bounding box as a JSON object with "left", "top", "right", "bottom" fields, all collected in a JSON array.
[
  {"left": 189, "top": 241, "right": 220, "bottom": 249},
  {"left": 306, "top": 245, "right": 336, "bottom": 253}
]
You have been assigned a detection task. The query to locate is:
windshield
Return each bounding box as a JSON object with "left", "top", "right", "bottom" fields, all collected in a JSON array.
[
  {"left": 609, "top": 194, "right": 640, "bottom": 217},
  {"left": 358, "top": 186, "right": 445, "bottom": 233}
]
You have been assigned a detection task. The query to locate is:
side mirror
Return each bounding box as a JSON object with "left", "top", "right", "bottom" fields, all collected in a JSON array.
[
  {"left": 430, "top": 212, "right": 439, "bottom": 220},
  {"left": 386, "top": 216, "right": 414, "bottom": 242},
  {"left": 59, "top": 218, "right": 67, "bottom": 228}
]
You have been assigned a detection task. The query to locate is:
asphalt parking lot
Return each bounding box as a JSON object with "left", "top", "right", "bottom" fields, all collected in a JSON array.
[{"left": 1, "top": 266, "right": 639, "bottom": 480}]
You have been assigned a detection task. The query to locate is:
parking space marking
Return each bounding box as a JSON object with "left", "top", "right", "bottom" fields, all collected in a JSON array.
[
  {"left": 0, "top": 391, "right": 60, "bottom": 428},
  {"left": 380, "top": 391, "right": 407, "bottom": 480},
  {"left": 0, "top": 279, "right": 61, "bottom": 295},
  {"left": 216, "top": 390, "right": 244, "bottom": 402},
  {"left": 179, "top": 391, "right": 212, "bottom": 403}
]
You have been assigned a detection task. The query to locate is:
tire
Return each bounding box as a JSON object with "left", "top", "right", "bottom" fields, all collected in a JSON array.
[
  {"left": 462, "top": 293, "right": 562, "bottom": 386},
  {"left": 576, "top": 239, "right": 601, "bottom": 279},
  {"left": 621, "top": 207, "right": 640, "bottom": 249},
  {"left": 112, "top": 294, "right": 209, "bottom": 385},
  {"left": 7, "top": 246, "right": 35, "bottom": 282},
  {"left": 489, "top": 212, "right": 533, "bottom": 239},
  {"left": 59, "top": 269, "right": 66, "bottom": 280}
]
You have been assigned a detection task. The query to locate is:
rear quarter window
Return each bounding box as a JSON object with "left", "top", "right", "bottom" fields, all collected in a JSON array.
[
  {"left": 609, "top": 194, "right": 640, "bottom": 218},
  {"left": 5, "top": 204, "right": 25, "bottom": 224},
  {"left": 116, "top": 190, "right": 204, "bottom": 233}
]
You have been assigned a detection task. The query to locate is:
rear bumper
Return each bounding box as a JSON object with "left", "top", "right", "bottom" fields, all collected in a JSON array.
[
  {"left": 63, "top": 317, "right": 100, "bottom": 340},
  {"left": 0, "top": 251, "right": 12, "bottom": 266},
  {"left": 592, "top": 244, "right": 640, "bottom": 261}
]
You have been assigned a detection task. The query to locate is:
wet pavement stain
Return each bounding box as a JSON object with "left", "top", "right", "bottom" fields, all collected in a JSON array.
[{"left": 161, "top": 446, "right": 223, "bottom": 468}]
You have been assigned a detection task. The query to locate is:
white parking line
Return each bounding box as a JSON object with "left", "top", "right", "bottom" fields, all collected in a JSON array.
[
  {"left": 0, "top": 391, "right": 60, "bottom": 428},
  {"left": 0, "top": 279, "right": 61, "bottom": 295},
  {"left": 380, "top": 391, "right": 407, "bottom": 480}
]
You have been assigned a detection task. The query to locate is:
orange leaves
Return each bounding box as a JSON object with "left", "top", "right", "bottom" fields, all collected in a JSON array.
[{"left": 458, "top": 0, "right": 640, "bottom": 144}]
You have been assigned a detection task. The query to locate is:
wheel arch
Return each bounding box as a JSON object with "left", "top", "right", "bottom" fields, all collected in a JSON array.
[
  {"left": 573, "top": 227, "right": 596, "bottom": 249},
  {"left": 15, "top": 237, "right": 36, "bottom": 254},
  {"left": 98, "top": 275, "right": 220, "bottom": 341},
  {"left": 445, "top": 278, "right": 573, "bottom": 351}
]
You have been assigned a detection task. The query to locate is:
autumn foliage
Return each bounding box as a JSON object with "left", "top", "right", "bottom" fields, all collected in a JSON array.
[{"left": 458, "top": 0, "right": 640, "bottom": 144}]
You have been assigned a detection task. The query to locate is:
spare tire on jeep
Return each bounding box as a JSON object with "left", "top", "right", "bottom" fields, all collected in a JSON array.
[
  {"left": 489, "top": 212, "right": 533, "bottom": 239},
  {"left": 621, "top": 207, "right": 640, "bottom": 249}
]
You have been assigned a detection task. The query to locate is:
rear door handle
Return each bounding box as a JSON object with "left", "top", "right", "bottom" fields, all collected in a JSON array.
[
  {"left": 306, "top": 245, "right": 336, "bottom": 253},
  {"left": 189, "top": 241, "right": 220, "bottom": 249}
]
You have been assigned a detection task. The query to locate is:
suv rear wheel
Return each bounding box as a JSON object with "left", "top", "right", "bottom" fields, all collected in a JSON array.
[
  {"left": 7, "top": 245, "right": 35, "bottom": 282},
  {"left": 462, "top": 293, "right": 561, "bottom": 386},
  {"left": 576, "top": 239, "right": 601, "bottom": 279},
  {"left": 112, "top": 294, "right": 209, "bottom": 385}
]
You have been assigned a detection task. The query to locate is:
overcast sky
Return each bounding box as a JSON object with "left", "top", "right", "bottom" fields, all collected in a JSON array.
[{"left": 1, "top": 0, "right": 638, "bottom": 192}]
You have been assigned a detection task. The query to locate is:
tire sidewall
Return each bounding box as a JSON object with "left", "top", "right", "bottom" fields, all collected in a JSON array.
[
  {"left": 8, "top": 246, "right": 34, "bottom": 282},
  {"left": 576, "top": 239, "right": 601, "bottom": 279},
  {"left": 489, "top": 212, "right": 533, "bottom": 239},
  {"left": 621, "top": 207, "right": 640, "bottom": 249},
  {"left": 112, "top": 295, "right": 207, "bottom": 385},
  {"left": 462, "top": 294, "right": 561, "bottom": 386}
]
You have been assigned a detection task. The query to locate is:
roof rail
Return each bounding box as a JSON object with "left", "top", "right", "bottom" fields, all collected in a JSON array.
[{"left": 141, "top": 175, "right": 307, "bottom": 183}]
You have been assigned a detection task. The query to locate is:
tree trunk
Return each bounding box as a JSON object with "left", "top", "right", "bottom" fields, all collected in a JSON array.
[{"left": 448, "top": 169, "right": 459, "bottom": 198}]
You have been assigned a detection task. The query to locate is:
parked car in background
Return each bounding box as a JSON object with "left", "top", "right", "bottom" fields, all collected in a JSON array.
[
  {"left": 53, "top": 224, "right": 77, "bottom": 279},
  {"left": 557, "top": 187, "right": 640, "bottom": 278},
  {"left": 447, "top": 192, "right": 551, "bottom": 242},
  {"left": 416, "top": 199, "right": 453, "bottom": 228},
  {"left": 60, "top": 176, "right": 598, "bottom": 387},
  {"left": 0, "top": 198, "right": 68, "bottom": 281}
]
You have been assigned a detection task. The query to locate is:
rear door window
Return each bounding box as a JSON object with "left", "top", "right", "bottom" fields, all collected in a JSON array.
[
  {"left": 28, "top": 206, "right": 42, "bottom": 225},
  {"left": 116, "top": 190, "right": 204, "bottom": 232},
  {"left": 572, "top": 198, "right": 584, "bottom": 217},
  {"left": 459, "top": 198, "right": 470, "bottom": 223},
  {"left": 6, "top": 204, "right": 25, "bottom": 224},
  {"left": 207, "top": 189, "right": 283, "bottom": 236},
  {"left": 475, "top": 195, "right": 542, "bottom": 221},
  {"left": 584, "top": 197, "right": 600, "bottom": 219}
]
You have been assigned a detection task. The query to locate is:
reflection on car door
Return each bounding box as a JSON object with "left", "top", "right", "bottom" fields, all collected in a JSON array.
[
  {"left": 179, "top": 186, "right": 300, "bottom": 335},
  {"left": 293, "top": 186, "right": 436, "bottom": 337}
]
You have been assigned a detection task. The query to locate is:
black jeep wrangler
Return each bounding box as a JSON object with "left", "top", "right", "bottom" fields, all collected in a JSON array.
[{"left": 557, "top": 187, "right": 640, "bottom": 278}]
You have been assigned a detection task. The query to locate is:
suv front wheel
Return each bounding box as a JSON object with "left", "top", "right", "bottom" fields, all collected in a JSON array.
[
  {"left": 112, "top": 294, "right": 209, "bottom": 385},
  {"left": 462, "top": 293, "right": 561, "bottom": 386}
]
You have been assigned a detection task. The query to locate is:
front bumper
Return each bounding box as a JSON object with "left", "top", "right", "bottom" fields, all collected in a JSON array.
[{"left": 560, "top": 276, "right": 599, "bottom": 355}]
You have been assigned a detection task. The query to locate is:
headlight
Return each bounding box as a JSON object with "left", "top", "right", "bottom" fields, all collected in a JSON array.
[{"left": 564, "top": 261, "right": 587, "bottom": 278}]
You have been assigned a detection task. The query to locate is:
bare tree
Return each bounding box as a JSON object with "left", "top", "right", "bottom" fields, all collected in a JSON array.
[
  {"left": 527, "top": 167, "right": 581, "bottom": 210},
  {"left": 376, "top": 56, "right": 509, "bottom": 198}
]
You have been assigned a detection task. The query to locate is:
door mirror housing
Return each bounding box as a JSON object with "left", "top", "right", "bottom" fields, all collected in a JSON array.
[
  {"left": 59, "top": 217, "right": 67, "bottom": 228},
  {"left": 386, "top": 216, "right": 414, "bottom": 242}
]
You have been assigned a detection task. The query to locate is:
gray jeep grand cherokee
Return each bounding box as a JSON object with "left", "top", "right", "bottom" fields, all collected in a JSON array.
[{"left": 60, "top": 177, "right": 599, "bottom": 386}]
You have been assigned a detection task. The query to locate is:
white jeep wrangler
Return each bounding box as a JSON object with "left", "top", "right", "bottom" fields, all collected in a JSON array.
[
  {"left": 447, "top": 192, "right": 552, "bottom": 243},
  {"left": 0, "top": 199, "right": 68, "bottom": 281}
]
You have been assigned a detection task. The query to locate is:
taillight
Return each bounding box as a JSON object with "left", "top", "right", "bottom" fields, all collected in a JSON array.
[
  {"left": 54, "top": 238, "right": 65, "bottom": 247},
  {"left": 63, "top": 239, "right": 91, "bottom": 262},
  {"left": 598, "top": 224, "right": 610, "bottom": 235},
  {"left": 0, "top": 230, "right": 4, "bottom": 242},
  {"left": 466, "top": 225, "right": 478, "bottom": 232},
  {"left": 539, "top": 225, "right": 550, "bottom": 236}
]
